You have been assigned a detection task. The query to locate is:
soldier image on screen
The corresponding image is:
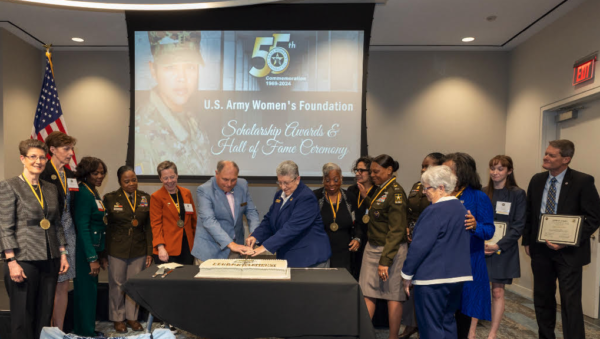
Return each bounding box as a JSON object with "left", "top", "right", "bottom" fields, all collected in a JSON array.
[{"left": 135, "top": 31, "right": 211, "bottom": 175}]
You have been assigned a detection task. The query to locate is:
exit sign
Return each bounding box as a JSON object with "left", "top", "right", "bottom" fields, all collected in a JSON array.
[{"left": 573, "top": 55, "right": 596, "bottom": 86}]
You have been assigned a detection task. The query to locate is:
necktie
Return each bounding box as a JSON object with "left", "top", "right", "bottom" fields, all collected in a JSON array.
[
  {"left": 545, "top": 177, "right": 557, "bottom": 214},
  {"left": 226, "top": 191, "right": 235, "bottom": 220}
]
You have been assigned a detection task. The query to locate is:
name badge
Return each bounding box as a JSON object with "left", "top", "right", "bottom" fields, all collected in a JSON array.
[
  {"left": 496, "top": 201, "right": 511, "bottom": 215},
  {"left": 96, "top": 200, "right": 105, "bottom": 211},
  {"left": 67, "top": 178, "right": 79, "bottom": 191},
  {"left": 184, "top": 203, "right": 194, "bottom": 214}
]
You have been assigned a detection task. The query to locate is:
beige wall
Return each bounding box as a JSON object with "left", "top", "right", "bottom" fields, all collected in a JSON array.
[
  {"left": 367, "top": 51, "right": 509, "bottom": 189},
  {"left": 0, "top": 28, "right": 43, "bottom": 180},
  {"left": 51, "top": 51, "right": 130, "bottom": 195},
  {"left": 505, "top": 0, "right": 600, "bottom": 296}
]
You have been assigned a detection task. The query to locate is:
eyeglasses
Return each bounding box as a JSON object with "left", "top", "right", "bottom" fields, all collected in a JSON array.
[
  {"left": 24, "top": 155, "right": 48, "bottom": 162},
  {"left": 276, "top": 177, "right": 297, "bottom": 187},
  {"left": 424, "top": 186, "right": 437, "bottom": 191},
  {"left": 354, "top": 169, "right": 369, "bottom": 174}
]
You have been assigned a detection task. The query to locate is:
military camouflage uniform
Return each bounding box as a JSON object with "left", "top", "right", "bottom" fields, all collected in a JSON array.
[
  {"left": 135, "top": 90, "right": 211, "bottom": 175},
  {"left": 135, "top": 31, "right": 211, "bottom": 174}
]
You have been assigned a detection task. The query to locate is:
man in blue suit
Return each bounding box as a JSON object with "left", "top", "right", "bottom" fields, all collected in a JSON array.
[
  {"left": 247, "top": 160, "right": 331, "bottom": 268},
  {"left": 192, "top": 161, "right": 260, "bottom": 261}
]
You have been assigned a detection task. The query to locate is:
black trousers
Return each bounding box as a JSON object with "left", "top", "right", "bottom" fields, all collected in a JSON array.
[
  {"left": 4, "top": 258, "right": 60, "bottom": 339},
  {"left": 455, "top": 310, "right": 471, "bottom": 339},
  {"left": 531, "top": 250, "right": 585, "bottom": 339}
]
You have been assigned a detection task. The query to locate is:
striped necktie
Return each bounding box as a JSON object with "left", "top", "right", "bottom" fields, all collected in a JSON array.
[{"left": 545, "top": 177, "right": 558, "bottom": 214}]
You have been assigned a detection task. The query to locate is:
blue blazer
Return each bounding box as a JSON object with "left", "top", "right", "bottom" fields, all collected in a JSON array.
[
  {"left": 252, "top": 181, "right": 331, "bottom": 268},
  {"left": 401, "top": 197, "right": 473, "bottom": 285},
  {"left": 191, "top": 177, "right": 260, "bottom": 261}
]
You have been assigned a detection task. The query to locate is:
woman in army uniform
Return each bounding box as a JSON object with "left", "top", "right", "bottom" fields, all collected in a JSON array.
[
  {"left": 104, "top": 166, "right": 153, "bottom": 333},
  {"left": 73, "top": 157, "right": 108, "bottom": 337},
  {"left": 357, "top": 154, "right": 408, "bottom": 339},
  {"left": 399, "top": 152, "right": 445, "bottom": 339}
]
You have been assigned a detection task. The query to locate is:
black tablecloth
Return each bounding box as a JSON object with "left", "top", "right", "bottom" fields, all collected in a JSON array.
[{"left": 123, "top": 265, "right": 376, "bottom": 339}]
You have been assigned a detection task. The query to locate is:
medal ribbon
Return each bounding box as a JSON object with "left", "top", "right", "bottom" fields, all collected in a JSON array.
[
  {"left": 50, "top": 160, "right": 67, "bottom": 195},
  {"left": 124, "top": 190, "right": 137, "bottom": 214},
  {"left": 369, "top": 177, "right": 396, "bottom": 209},
  {"left": 168, "top": 190, "right": 181, "bottom": 214},
  {"left": 454, "top": 186, "right": 466, "bottom": 198},
  {"left": 82, "top": 182, "right": 105, "bottom": 210},
  {"left": 357, "top": 186, "right": 373, "bottom": 209},
  {"left": 22, "top": 173, "right": 45, "bottom": 209},
  {"left": 327, "top": 192, "right": 341, "bottom": 222}
]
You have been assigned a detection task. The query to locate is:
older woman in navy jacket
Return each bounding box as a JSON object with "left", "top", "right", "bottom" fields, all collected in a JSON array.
[
  {"left": 247, "top": 160, "right": 331, "bottom": 267},
  {"left": 401, "top": 165, "right": 473, "bottom": 339}
]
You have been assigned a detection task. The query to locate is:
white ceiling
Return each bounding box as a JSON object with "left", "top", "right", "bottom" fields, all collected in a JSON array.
[{"left": 0, "top": 0, "right": 590, "bottom": 51}]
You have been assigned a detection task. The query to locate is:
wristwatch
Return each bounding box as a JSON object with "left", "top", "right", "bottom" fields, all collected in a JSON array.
[
  {"left": 353, "top": 237, "right": 361, "bottom": 243},
  {"left": 5, "top": 257, "right": 17, "bottom": 263}
]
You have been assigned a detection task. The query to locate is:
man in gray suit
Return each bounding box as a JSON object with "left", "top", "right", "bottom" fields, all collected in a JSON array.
[{"left": 191, "top": 161, "right": 260, "bottom": 262}]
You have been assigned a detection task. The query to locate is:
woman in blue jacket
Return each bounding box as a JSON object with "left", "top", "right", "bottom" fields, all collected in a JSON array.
[
  {"left": 401, "top": 165, "right": 473, "bottom": 339},
  {"left": 444, "top": 153, "right": 495, "bottom": 339},
  {"left": 247, "top": 160, "right": 331, "bottom": 267}
]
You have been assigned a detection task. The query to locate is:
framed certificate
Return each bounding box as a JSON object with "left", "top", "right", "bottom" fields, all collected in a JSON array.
[
  {"left": 486, "top": 222, "right": 507, "bottom": 245},
  {"left": 537, "top": 214, "right": 583, "bottom": 247}
]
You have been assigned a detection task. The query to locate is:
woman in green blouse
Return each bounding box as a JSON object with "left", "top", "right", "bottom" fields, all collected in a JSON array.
[{"left": 72, "top": 156, "right": 108, "bottom": 337}]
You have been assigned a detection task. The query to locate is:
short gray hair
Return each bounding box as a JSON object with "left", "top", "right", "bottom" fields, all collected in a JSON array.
[
  {"left": 276, "top": 160, "right": 299, "bottom": 178},
  {"left": 421, "top": 165, "right": 457, "bottom": 193},
  {"left": 217, "top": 160, "right": 239, "bottom": 173},
  {"left": 322, "top": 162, "right": 341, "bottom": 178}
]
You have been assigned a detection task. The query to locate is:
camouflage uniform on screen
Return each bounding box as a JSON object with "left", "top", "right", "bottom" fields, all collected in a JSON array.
[{"left": 135, "top": 31, "right": 211, "bottom": 175}]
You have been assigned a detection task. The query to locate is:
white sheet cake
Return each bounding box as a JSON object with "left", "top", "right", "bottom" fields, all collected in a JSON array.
[{"left": 195, "top": 259, "right": 290, "bottom": 280}]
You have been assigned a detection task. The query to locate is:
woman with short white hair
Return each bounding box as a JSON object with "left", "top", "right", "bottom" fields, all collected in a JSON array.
[
  {"left": 247, "top": 160, "right": 331, "bottom": 267},
  {"left": 401, "top": 165, "right": 473, "bottom": 339}
]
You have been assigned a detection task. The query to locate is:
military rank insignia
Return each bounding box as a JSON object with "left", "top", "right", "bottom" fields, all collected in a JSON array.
[
  {"left": 394, "top": 184, "right": 401, "bottom": 191},
  {"left": 395, "top": 194, "right": 402, "bottom": 204}
]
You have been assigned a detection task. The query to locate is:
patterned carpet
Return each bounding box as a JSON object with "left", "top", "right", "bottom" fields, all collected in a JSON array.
[{"left": 92, "top": 290, "right": 600, "bottom": 339}]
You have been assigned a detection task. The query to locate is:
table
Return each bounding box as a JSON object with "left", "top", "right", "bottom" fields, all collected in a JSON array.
[{"left": 123, "top": 265, "right": 376, "bottom": 339}]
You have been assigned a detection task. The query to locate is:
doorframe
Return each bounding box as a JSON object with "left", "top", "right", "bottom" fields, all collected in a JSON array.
[{"left": 539, "top": 85, "right": 600, "bottom": 319}]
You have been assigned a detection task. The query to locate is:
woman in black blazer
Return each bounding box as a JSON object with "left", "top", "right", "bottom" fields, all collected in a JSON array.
[
  {"left": 482, "top": 155, "right": 526, "bottom": 339},
  {"left": 314, "top": 162, "right": 361, "bottom": 273},
  {"left": 0, "top": 139, "right": 69, "bottom": 339},
  {"left": 40, "top": 131, "right": 77, "bottom": 331},
  {"left": 347, "top": 156, "right": 376, "bottom": 279}
]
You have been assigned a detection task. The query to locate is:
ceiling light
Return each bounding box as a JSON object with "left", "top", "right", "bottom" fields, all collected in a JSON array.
[
  {"left": 19, "top": 0, "right": 280, "bottom": 11},
  {"left": 462, "top": 37, "right": 475, "bottom": 42},
  {"left": 71, "top": 37, "right": 84, "bottom": 42}
]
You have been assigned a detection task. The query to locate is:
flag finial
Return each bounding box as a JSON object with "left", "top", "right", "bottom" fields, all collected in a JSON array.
[{"left": 43, "top": 44, "right": 54, "bottom": 77}]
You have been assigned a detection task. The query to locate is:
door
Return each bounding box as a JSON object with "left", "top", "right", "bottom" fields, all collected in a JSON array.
[{"left": 557, "top": 98, "right": 600, "bottom": 318}]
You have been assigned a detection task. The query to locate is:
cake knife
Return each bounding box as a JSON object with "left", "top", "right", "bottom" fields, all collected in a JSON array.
[
  {"left": 161, "top": 269, "right": 174, "bottom": 278},
  {"left": 152, "top": 267, "right": 165, "bottom": 278}
]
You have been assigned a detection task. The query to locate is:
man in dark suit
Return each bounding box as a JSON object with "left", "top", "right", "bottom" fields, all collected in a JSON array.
[
  {"left": 247, "top": 160, "right": 331, "bottom": 267},
  {"left": 522, "top": 139, "right": 600, "bottom": 339}
]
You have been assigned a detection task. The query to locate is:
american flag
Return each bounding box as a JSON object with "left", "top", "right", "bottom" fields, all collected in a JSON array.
[{"left": 31, "top": 54, "right": 77, "bottom": 169}]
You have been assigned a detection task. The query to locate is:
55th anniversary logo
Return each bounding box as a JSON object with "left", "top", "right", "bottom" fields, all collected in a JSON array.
[{"left": 249, "top": 34, "right": 306, "bottom": 86}]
